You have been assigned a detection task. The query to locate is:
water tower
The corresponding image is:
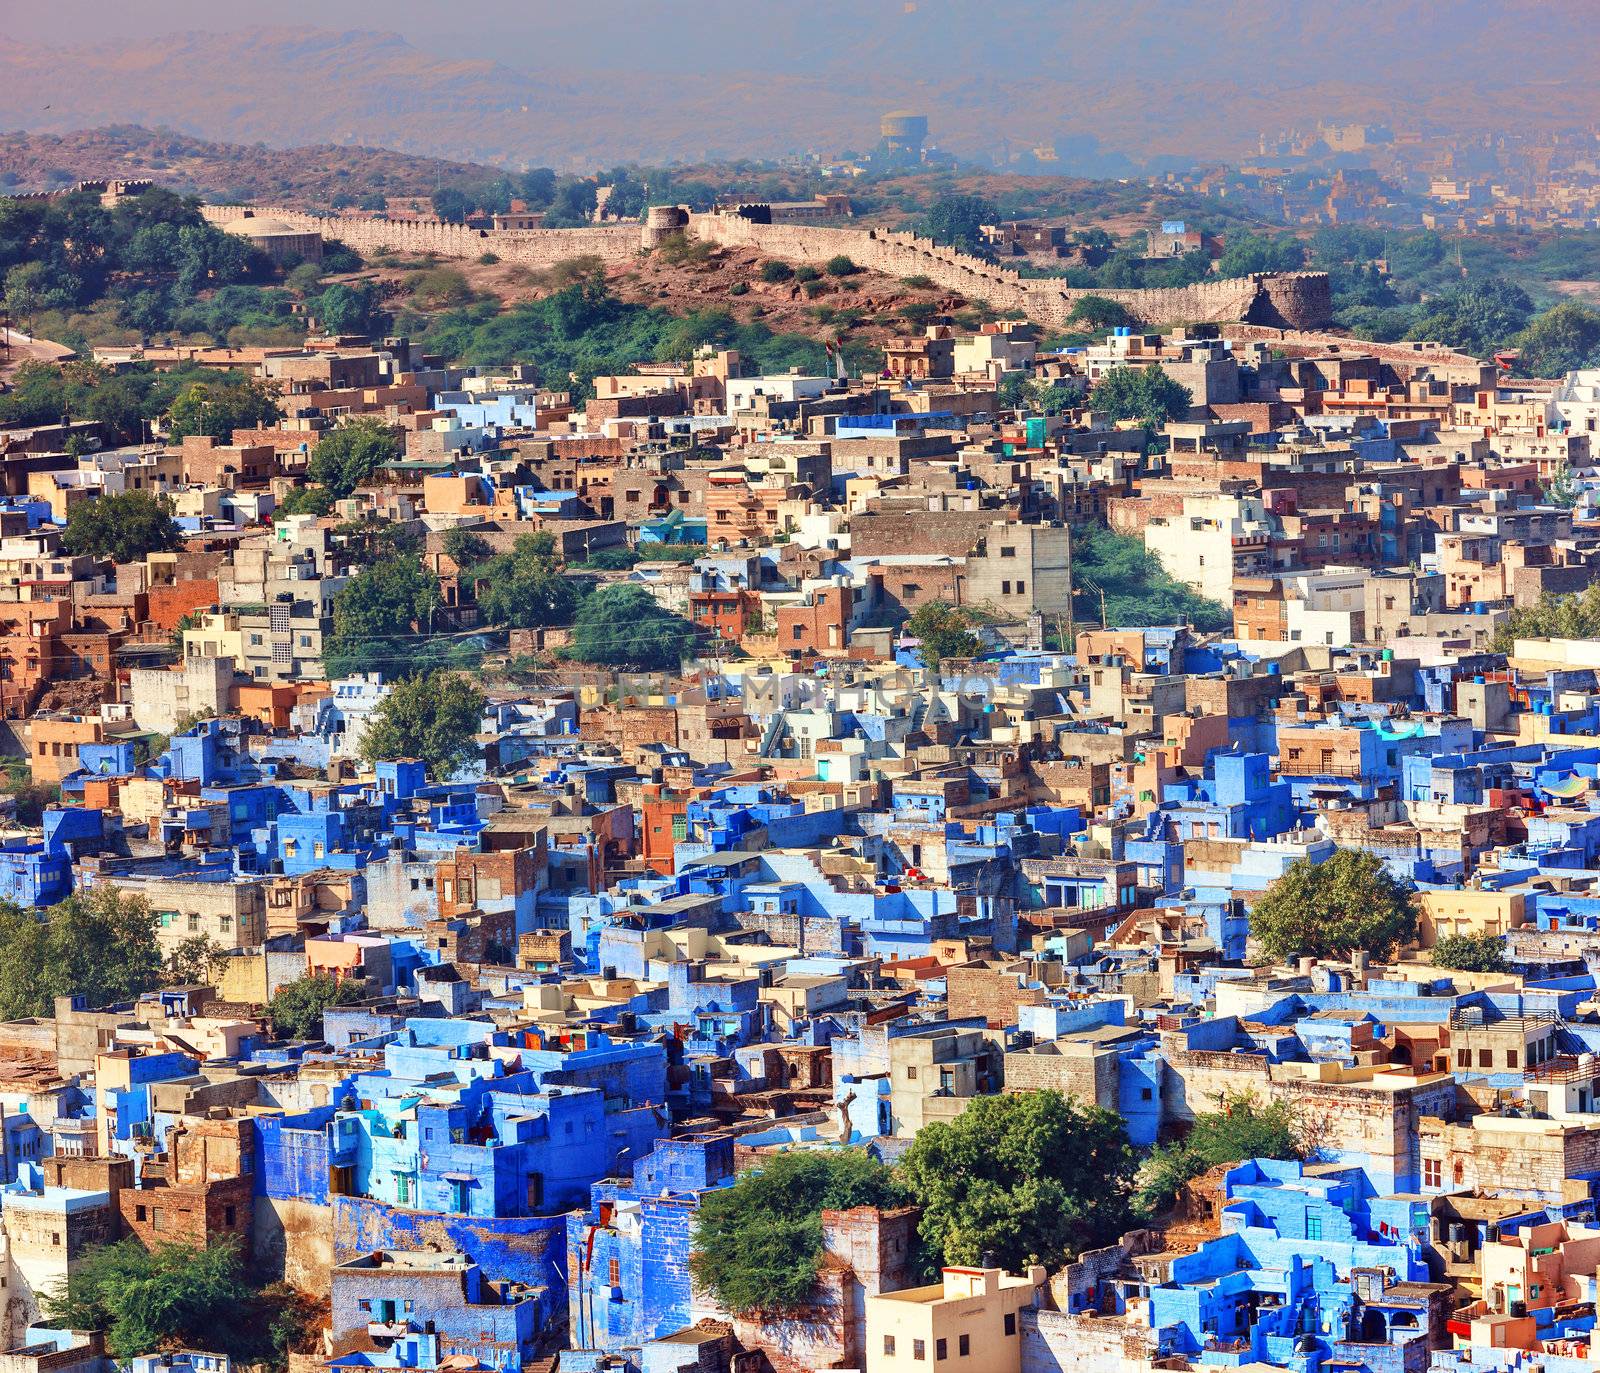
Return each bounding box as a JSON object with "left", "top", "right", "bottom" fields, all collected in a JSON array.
[{"left": 880, "top": 111, "right": 929, "bottom": 161}]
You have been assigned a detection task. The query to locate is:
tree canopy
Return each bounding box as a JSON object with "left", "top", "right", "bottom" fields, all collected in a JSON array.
[
  {"left": 1088, "top": 365, "right": 1194, "bottom": 430},
  {"left": 306, "top": 418, "right": 404, "bottom": 499},
  {"left": 1512, "top": 302, "right": 1600, "bottom": 378},
  {"left": 472, "top": 532, "right": 581, "bottom": 630},
  {"left": 267, "top": 973, "right": 370, "bottom": 1041},
  {"left": 62, "top": 489, "right": 182, "bottom": 564},
  {"left": 897, "top": 1090, "right": 1137, "bottom": 1273},
  {"left": 565, "top": 584, "right": 698, "bottom": 671},
  {"left": 1248, "top": 847, "right": 1418, "bottom": 962},
  {"left": 1411, "top": 277, "right": 1534, "bottom": 358},
  {"left": 165, "top": 377, "right": 281, "bottom": 440},
  {"left": 1491, "top": 583, "right": 1600, "bottom": 652},
  {"left": 0, "top": 885, "right": 164, "bottom": 1020},
  {"left": 1136, "top": 1090, "right": 1302, "bottom": 1217},
  {"left": 42, "top": 1238, "right": 314, "bottom": 1363},
  {"left": 1432, "top": 932, "right": 1509, "bottom": 974},
  {"left": 1071, "top": 523, "right": 1232, "bottom": 632},
  {"left": 358, "top": 670, "right": 486, "bottom": 779},
  {"left": 905, "top": 602, "right": 980, "bottom": 669},
  {"left": 326, "top": 556, "right": 442, "bottom": 679},
  {"left": 925, "top": 195, "right": 996, "bottom": 256},
  {"left": 690, "top": 1149, "right": 907, "bottom": 1314}
]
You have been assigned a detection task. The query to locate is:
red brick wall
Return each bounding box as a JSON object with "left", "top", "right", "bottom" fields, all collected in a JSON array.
[{"left": 147, "top": 579, "right": 221, "bottom": 631}]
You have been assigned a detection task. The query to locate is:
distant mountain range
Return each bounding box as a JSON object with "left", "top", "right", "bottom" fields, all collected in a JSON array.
[{"left": 0, "top": 5, "right": 1595, "bottom": 171}]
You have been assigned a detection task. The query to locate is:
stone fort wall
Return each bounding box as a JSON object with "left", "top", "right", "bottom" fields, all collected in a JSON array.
[
  {"left": 202, "top": 203, "right": 1331, "bottom": 330},
  {"left": 200, "top": 203, "right": 642, "bottom": 267}
]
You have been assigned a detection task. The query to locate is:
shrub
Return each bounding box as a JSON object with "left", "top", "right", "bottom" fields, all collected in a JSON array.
[
  {"left": 760, "top": 260, "right": 794, "bottom": 283},
  {"left": 478, "top": 251, "right": 501, "bottom": 266},
  {"left": 825, "top": 254, "right": 858, "bottom": 276}
]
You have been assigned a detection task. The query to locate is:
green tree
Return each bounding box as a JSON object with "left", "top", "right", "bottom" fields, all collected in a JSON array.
[
  {"left": 430, "top": 188, "right": 473, "bottom": 224},
  {"left": 897, "top": 1091, "right": 1137, "bottom": 1273},
  {"left": 926, "top": 195, "right": 996, "bottom": 256},
  {"left": 1088, "top": 366, "right": 1194, "bottom": 431},
  {"left": 690, "top": 1149, "right": 906, "bottom": 1314},
  {"left": 1068, "top": 295, "right": 1135, "bottom": 330},
  {"left": 276, "top": 484, "right": 337, "bottom": 518},
  {"left": 441, "top": 528, "right": 494, "bottom": 569},
  {"left": 166, "top": 935, "right": 223, "bottom": 986},
  {"left": 0, "top": 885, "right": 164, "bottom": 1020},
  {"left": 42, "top": 1238, "right": 311, "bottom": 1362},
  {"left": 1248, "top": 847, "right": 1418, "bottom": 962},
  {"left": 327, "top": 557, "right": 442, "bottom": 678},
  {"left": 307, "top": 418, "right": 403, "bottom": 499},
  {"left": 474, "top": 532, "right": 580, "bottom": 629},
  {"left": 905, "top": 602, "right": 980, "bottom": 669},
  {"left": 0, "top": 757, "right": 59, "bottom": 826},
  {"left": 825, "top": 255, "right": 858, "bottom": 277},
  {"left": 1411, "top": 277, "right": 1534, "bottom": 357},
  {"left": 1515, "top": 302, "right": 1600, "bottom": 378},
  {"left": 165, "top": 378, "right": 281, "bottom": 440},
  {"left": 267, "top": 973, "right": 369, "bottom": 1041},
  {"left": 1491, "top": 582, "right": 1600, "bottom": 652},
  {"left": 1135, "top": 1091, "right": 1302, "bottom": 1217},
  {"left": 1071, "top": 523, "right": 1231, "bottom": 631},
  {"left": 566, "top": 585, "right": 698, "bottom": 671},
  {"left": 1432, "top": 932, "right": 1509, "bottom": 974},
  {"left": 61, "top": 489, "right": 182, "bottom": 564},
  {"left": 580, "top": 546, "right": 639, "bottom": 571},
  {"left": 359, "top": 670, "right": 486, "bottom": 778},
  {"left": 1546, "top": 465, "right": 1582, "bottom": 510}
]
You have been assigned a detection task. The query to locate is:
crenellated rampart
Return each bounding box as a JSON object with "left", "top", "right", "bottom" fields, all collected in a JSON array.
[
  {"left": 201, "top": 202, "right": 1331, "bottom": 330},
  {"left": 199, "top": 204, "right": 642, "bottom": 268}
]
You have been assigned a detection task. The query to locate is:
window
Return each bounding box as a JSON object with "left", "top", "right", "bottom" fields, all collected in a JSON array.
[
  {"left": 1001, "top": 546, "right": 1016, "bottom": 558},
  {"left": 135, "top": 1205, "right": 147, "bottom": 1222},
  {"left": 913, "top": 1339, "right": 926, "bottom": 1361},
  {"left": 793, "top": 625, "right": 804, "bottom": 641},
  {"left": 608, "top": 1257, "right": 620, "bottom": 1285},
  {"left": 1016, "top": 580, "right": 1026, "bottom": 595},
  {"left": 906, "top": 1065, "right": 917, "bottom": 1080},
  {"left": 1506, "top": 1049, "right": 1519, "bottom": 1069},
  {"left": 883, "top": 1337, "right": 896, "bottom": 1357},
  {"left": 1457, "top": 1049, "right": 1470, "bottom": 1067},
  {"left": 224, "top": 1205, "right": 236, "bottom": 1226},
  {"left": 187, "top": 915, "right": 200, "bottom": 933},
  {"left": 959, "top": 1335, "right": 970, "bottom": 1357},
  {"left": 1479, "top": 1049, "right": 1492, "bottom": 1069},
  {"left": 1004, "top": 1313, "right": 1017, "bottom": 1336},
  {"left": 936, "top": 1339, "right": 947, "bottom": 1360},
  {"left": 151, "top": 1208, "right": 164, "bottom": 1232},
  {"left": 1306, "top": 1211, "right": 1322, "bottom": 1240},
  {"left": 1002, "top": 581, "right": 1011, "bottom": 595},
  {"left": 1423, "top": 1158, "right": 1441, "bottom": 1188},
  {"left": 219, "top": 916, "right": 232, "bottom": 934}
]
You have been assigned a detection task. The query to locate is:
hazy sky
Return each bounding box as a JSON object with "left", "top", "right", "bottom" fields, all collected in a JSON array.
[{"left": 3, "top": 1, "right": 1594, "bottom": 169}]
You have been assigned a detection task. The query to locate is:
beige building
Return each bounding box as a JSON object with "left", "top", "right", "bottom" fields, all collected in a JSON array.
[
  {"left": 126, "top": 655, "right": 235, "bottom": 735},
  {"left": 887, "top": 1024, "right": 1002, "bottom": 1137},
  {"left": 1417, "top": 889, "right": 1526, "bottom": 947},
  {"left": 92, "top": 873, "right": 267, "bottom": 959},
  {"left": 1143, "top": 490, "right": 1273, "bottom": 606},
  {"left": 866, "top": 1265, "right": 1046, "bottom": 1373},
  {"left": 964, "top": 520, "right": 1072, "bottom": 617}
]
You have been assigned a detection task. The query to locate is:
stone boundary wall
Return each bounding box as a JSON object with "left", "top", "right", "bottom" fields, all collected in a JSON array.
[
  {"left": 1220, "top": 322, "right": 1480, "bottom": 366},
  {"left": 200, "top": 203, "right": 642, "bottom": 268},
  {"left": 202, "top": 202, "right": 1332, "bottom": 330}
]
